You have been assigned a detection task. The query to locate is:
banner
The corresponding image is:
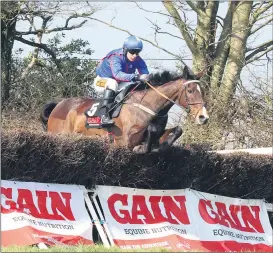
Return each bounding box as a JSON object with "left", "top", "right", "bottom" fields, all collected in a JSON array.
[
  {"left": 95, "top": 185, "right": 273, "bottom": 252},
  {"left": 1, "top": 180, "right": 94, "bottom": 247}
]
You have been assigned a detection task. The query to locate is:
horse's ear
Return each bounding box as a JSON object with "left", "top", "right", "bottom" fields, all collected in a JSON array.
[
  {"left": 195, "top": 66, "right": 206, "bottom": 79},
  {"left": 182, "top": 65, "right": 190, "bottom": 79},
  {"left": 183, "top": 65, "right": 196, "bottom": 79}
]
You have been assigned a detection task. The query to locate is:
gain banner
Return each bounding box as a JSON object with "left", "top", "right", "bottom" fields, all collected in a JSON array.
[
  {"left": 95, "top": 185, "right": 272, "bottom": 252},
  {"left": 1, "top": 180, "right": 94, "bottom": 247}
]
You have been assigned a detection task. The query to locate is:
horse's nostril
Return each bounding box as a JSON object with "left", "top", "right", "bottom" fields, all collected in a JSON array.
[{"left": 199, "top": 115, "right": 208, "bottom": 124}]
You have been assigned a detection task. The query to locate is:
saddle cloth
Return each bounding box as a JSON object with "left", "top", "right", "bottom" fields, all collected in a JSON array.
[{"left": 84, "top": 82, "right": 142, "bottom": 129}]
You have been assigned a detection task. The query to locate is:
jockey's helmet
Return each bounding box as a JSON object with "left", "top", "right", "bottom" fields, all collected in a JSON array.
[{"left": 123, "top": 35, "right": 143, "bottom": 51}]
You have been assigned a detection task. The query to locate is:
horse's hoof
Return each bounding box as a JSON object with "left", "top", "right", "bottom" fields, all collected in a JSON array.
[{"left": 133, "top": 145, "right": 146, "bottom": 154}]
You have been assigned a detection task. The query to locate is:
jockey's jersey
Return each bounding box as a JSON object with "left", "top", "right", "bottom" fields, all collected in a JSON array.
[{"left": 96, "top": 48, "right": 149, "bottom": 82}]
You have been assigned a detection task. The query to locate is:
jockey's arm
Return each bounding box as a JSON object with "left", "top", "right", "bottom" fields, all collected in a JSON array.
[
  {"left": 110, "top": 55, "right": 136, "bottom": 82},
  {"left": 136, "top": 58, "right": 149, "bottom": 75}
]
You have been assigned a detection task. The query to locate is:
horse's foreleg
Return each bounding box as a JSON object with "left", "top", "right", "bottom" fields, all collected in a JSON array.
[
  {"left": 152, "top": 126, "right": 183, "bottom": 152},
  {"left": 132, "top": 124, "right": 158, "bottom": 154}
]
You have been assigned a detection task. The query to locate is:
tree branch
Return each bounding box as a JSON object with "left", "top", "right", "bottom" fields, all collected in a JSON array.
[
  {"left": 250, "top": 1, "right": 273, "bottom": 25},
  {"left": 246, "top": 40, "right": 273, "bottom": 53},
  {"left": 253, "top": 1, "right": 273, "bottom": 18},
  {"left": 87, "top": 17, "right": 188, "bottom": 64},
  {"left": 245, "top": 40, "right": 273, "bottom": 62},
  {"left": 14, "top": 36, "right": 56, "bottom": 58},
  {"left": 134, "top": 2, "right": 174, "bottom": 19},
  {"left": 196, "top": 1, "right": 205, "bottom": 12},
  {"left": 250, "top": 17, "right": 273, "bottom": 35},
  {"left": 205, "top": 1, "right": 219, "bottom": 18},
  {"left": 186, "top": 0, "right": 203, "bottom": 15},
  {"left": 256, "top": 12, "right": 273, "bottom": 22},
  {"left": 135, "top": 1, "right": 204, "bottom": 45},
  {"left": 162, "top": 0, "right": 196, "bottom": 54},
  {"left": 15, "top": 20, "right": 87, "bottom": 35},
  {"left": 14, "top": 35, "right": 63, "bottom": 75},
  {"left": 246, "top": 45, "right": 273, "bottom": 64},
  {"left": 145, "top": 17, "right": 182, "bottom": 40},
  {"left": 20, "top": 15, "right": 53, "bottom": 79}
]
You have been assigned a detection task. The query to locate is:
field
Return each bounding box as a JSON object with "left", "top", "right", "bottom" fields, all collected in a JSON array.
[{"left": 2, "top": 244, "right": 170, "bottom": 252}]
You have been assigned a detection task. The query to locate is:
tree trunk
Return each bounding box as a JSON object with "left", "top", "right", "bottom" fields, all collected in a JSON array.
[
  {"left": 193, "top": 1, "right": 219, "bottom": 75},
  {"left": 1, "top": 2, "right": 18, "bottom": 104},
  {"left": 220, "top": 1, "right": 253, "bottom": 104},
  {"left": 210, "top": 1, "right": 234, "bottom": 93}
]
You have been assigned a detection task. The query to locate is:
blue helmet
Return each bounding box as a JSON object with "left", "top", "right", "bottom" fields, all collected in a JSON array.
[{"left": 123, "top": 35, "right": 143, "bottom": 51}]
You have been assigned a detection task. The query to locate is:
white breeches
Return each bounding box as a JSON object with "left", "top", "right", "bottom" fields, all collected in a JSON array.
[{"left": 93, "top": 76, "right": 118, "bottom": 94}]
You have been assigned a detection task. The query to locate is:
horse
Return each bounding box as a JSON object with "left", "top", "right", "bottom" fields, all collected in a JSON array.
[{"left": 40, "top": 66, "right": 209, "bottom": 154}]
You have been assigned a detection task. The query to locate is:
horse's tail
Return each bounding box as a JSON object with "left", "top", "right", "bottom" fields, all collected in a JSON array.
[{"left": 40, "top": 98, "right": 64, "bottom": 131}]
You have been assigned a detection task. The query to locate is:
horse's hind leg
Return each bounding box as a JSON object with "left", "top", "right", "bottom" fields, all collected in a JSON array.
[
  {"left": 63, "top": 110, "right": 77, "bottom": 133},
  {"left": 133, "top": 124, "right": 158, "bottom": 154},
  {"left": 152, "top": 126, "right": 183, "bottom": 152}
]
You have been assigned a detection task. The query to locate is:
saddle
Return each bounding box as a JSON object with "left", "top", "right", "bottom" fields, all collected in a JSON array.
[{"left": 84, "top": 81, "right": 143, "bottom": 129}]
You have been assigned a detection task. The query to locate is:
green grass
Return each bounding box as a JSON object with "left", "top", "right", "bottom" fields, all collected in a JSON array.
[{"left": 2, "top": 244, "right": 171, "bottom": 252}]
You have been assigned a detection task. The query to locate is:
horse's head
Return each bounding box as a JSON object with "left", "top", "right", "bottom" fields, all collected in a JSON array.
[{"left": 178, "top": 66, "right": 209, "bottom": 125}]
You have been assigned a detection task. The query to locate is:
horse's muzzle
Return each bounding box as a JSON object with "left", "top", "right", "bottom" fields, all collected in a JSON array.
[{"left": 198, "top": 115, "right": 209, "bottom": 124}]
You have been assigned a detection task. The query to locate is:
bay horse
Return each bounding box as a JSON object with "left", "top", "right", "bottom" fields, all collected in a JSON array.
[{"left": 40, "top": 66, "right": 209, "bottom": 154}]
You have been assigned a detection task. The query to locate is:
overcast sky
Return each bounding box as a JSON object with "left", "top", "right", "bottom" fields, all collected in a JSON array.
[{"left": 14, "top": 2, "right": 272, "bottom": 75}]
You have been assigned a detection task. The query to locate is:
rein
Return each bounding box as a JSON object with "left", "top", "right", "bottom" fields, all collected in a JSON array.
[
  {"left": 111, "top": 79, "right": 204, "bottom": 117},
  {"left": 144, "top": 79, "right": 202, "bottom": 113}
]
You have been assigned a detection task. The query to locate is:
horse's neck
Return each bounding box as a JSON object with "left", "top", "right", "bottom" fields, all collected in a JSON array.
[
  {"left": 128, "top": 79, "right": 183, "bottom": 115},
  {"left": 146, "top": 79, "right": 182, "bottom": 112}
]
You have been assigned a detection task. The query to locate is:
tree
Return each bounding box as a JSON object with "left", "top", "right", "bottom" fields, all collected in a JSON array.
[
  {"left": 7, "top": 34, "right": 97, "bottom": 113},
  {"left": 1, "top": 1, "right": 99, "bottom": 104},
  {"left": 1, "top": 1, "right": 18, "bottom": 102}
]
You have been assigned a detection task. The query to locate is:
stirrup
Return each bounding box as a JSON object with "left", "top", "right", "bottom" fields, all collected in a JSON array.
[{"left": 100, "top": 115, "right": 114, "bottom": 126}]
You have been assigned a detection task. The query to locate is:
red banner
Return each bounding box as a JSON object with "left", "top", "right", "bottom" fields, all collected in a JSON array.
[
  {"left": 1, "top": 180, "right": 94, "bottom": 247},
  {"left": 95, "top": 186, "right": 273, "bottom": 252}
]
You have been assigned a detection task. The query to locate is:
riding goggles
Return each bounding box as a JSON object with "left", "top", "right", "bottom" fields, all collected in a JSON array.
[{"left": 128, "top": 49, "right": 141, "bottom": 55}]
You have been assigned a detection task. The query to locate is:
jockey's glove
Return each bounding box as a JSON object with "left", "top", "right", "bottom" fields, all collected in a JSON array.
[{"left": 134, "top": 73, "right": 153, "bottom": 82}]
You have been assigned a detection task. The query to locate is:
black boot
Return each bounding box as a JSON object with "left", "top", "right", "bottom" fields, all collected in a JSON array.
[{"left": 100, "top": 88, "right": 115, "bottom": 126}]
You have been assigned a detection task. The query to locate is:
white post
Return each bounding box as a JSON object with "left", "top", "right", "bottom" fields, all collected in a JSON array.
[
  {"left": 265, "top": 203, "right": 273, "bottom": 212},
  {"left": 92, "top": 193, "right": 115, "bottom": 246},
  {"left": 79, "top": 186, "right": 110, "bottom": 247}
]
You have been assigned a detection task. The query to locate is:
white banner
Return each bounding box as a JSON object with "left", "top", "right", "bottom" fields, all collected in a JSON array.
[
  {"left": 95, "top": 185, "right": 273, "bottom": 252},
  {"left": 1, "top": 180, "right": 94, "bottom": 247}
]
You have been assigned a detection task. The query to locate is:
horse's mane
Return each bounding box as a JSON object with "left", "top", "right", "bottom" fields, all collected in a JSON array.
[{"left": 149, "top": 70, "right": 184, "bottom": 86}]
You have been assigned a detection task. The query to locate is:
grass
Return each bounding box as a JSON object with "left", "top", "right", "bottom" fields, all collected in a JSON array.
[{"left": 2, "top": 244, "right": 171, "bottom": 252}]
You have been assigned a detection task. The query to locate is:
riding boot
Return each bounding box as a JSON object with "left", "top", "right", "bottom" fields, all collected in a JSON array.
[{"left": 100, "top": 88, "right": 115, "bottom": 126}]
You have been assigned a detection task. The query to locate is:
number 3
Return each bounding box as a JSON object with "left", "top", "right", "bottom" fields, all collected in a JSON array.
[{"left": 87, "top": 102, "right": 100, "bottom": 116}]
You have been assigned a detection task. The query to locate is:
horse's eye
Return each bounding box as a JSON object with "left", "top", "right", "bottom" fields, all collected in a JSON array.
[{"left": 188, "top": 89, "right": 193, "bottom": 94}]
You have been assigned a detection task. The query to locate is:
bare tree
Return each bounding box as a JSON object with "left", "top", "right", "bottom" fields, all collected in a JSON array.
[{"left": 1, "top": 1, "right": 99, "bottom": 103}]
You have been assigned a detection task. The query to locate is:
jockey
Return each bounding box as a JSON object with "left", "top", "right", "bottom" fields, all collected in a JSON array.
[{"left": 94, "top": 35, "right": 151, "bottom": 127}]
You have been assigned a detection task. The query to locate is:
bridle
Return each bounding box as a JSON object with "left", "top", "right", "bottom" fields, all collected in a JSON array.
[
  {"left": 144, "top": 79, "right": 205, "bottom": 115},
  {"left": 178, "top": 80, "right": 205, "bottom": 113}
]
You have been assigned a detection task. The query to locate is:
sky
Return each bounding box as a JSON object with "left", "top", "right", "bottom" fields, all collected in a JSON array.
[{"left": 13, "top": 1, "right": 273, "bottom": 125}]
